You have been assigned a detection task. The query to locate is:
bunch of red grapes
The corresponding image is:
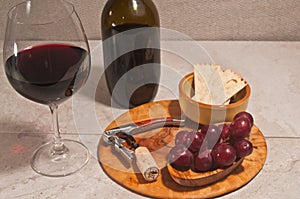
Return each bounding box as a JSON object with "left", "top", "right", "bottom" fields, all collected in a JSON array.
[{"left": 168, "top": 111, "right": 254, "bottom": 172}]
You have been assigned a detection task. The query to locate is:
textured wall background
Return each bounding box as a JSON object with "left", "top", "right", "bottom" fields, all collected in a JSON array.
[{"left": 1, "top": 0, "right": 300, "bottom": 41}]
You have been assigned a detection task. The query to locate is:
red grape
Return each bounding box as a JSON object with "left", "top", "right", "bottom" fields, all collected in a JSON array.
[
  {"left": 175, "top": 130, "right": 190, "bottom": 146},
  {"left": 230, "top": 117, "right": 251, "bottom": 139},
  {"left": 218, "top": 123, "right": 230, "bottom": 141},
  {"left": 188, "top": 132, "right": 207, "bottom": 153},
  {"left": 234, "top": 111, "right": 254, "bottom": 127},
  {"left": 201, "top": 124, "right": 217, "bottom": 135},
  {"left": 233, "top": 139, "right": 253, "bottom": 158},
  {"left": 201, "top": 124, "right": 221, "bottom": 149},
  {"left": 168, "top": 144, "right": 194, "bottom": 170},
  {"left": 212, "top": 143, "right": 237, "bottom": 167},
  {"left": 194, "top": 149, "right": 213, "bottom": 172},
  {"left": 184, "top": 131, "right": 196, "bottom": 148}
]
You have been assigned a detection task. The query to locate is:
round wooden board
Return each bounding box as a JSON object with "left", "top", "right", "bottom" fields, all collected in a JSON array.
[{"left": 98, "top": 100, "right": 267, "bottom": 199}]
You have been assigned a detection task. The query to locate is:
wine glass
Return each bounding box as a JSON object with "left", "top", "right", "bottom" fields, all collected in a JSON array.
[{"left": 3, "top": 0, "right": 91, "bottom": 177}]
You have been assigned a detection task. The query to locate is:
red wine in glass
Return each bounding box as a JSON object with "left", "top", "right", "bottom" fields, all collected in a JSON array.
[{"left": 5, "top": 44, "right": 89, "bottom": 105}]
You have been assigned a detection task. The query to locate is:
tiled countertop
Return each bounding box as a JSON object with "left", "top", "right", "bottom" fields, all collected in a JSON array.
[{"left": 0, "top": 40, "right": 299, "bottom": 198}]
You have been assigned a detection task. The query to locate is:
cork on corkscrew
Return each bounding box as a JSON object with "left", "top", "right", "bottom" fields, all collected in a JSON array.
[
  {"left": 116, "top": 132, "right": 160, "bottom": 182},
  {"left": 135, "top": 146, "right": 160, "bottom": 182}
]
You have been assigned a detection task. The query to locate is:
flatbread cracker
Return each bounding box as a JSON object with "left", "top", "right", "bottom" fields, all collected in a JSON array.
[
  {"left": 193, "top": 64, "right": 225, "bottom": 104},
  {"left": 222, "top": 68, "right": 247, "bottom": 103},
  {"left": 193, "top": 64, "right": 247, "bottom": 105}
]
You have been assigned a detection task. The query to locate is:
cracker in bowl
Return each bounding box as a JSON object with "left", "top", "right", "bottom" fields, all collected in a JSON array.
[{"left": 193, "top": 64, "right": 247, "bottom": 105}]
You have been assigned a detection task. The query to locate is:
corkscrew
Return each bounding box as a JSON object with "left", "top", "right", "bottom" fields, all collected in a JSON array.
[{"left": 103, "top": 117, "right": 185, "bottom": 182}]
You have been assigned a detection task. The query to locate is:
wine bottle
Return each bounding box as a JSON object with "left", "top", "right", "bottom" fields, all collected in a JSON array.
[{"left": 101, "top": 0, "right": 160, "bottom": 108}]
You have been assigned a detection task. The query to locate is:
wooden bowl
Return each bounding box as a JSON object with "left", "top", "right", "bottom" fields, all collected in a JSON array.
[
  {"left": 167, "top": 158, "right": 244, "bottom": 187},
  {"left": 179, "top": 73, "right": 251, "bottom": 125}
]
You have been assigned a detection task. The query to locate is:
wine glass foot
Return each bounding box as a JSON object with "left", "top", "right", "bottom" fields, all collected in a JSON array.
[{"left": 31, "top": 139, "right": 90, "bottom": 177}]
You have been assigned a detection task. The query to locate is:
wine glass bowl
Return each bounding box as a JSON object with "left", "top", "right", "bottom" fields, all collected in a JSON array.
[{"left": 3, "top": 0, "right": 90, "bottom": 177}]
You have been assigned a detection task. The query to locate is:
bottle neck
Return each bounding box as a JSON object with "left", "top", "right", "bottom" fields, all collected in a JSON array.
[{"left": 102, "top": 0, "right": 159, "bottom": 31}]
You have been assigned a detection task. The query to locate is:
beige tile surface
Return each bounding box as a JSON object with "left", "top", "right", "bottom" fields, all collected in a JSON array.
[{"left": 0, "top": 40, "right": 299, "bottom": 198}]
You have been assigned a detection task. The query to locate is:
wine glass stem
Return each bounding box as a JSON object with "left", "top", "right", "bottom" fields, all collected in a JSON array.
[{"left": 49, "top": 103, "right": 68, "bottom": 155}]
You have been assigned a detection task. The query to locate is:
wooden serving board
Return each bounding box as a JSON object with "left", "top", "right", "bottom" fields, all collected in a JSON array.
[{"left": 97, "top": 100, "right": 267, "bottom": 199}]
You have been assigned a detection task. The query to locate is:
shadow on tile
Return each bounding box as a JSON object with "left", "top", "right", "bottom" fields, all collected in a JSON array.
[
  {"left": 76, "top": 64, "right": 118, "bottom": 108},
  {"left": 95, "top": 70, "right": 112, "bottom": 107}
]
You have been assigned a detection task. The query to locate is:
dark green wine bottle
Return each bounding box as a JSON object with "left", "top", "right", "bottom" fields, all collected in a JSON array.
[{"left": 101, "top": 0, "right": 160, "bottom": 108}]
